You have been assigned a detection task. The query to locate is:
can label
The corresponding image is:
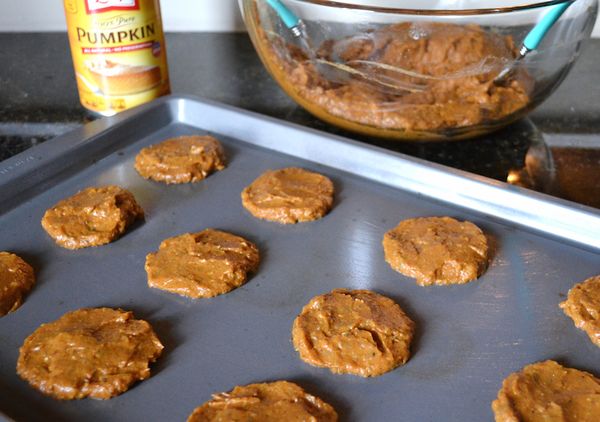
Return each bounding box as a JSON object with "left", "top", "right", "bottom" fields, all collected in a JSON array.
[{"left": 64, "top": 0, "right": 170, "bottom": 116}]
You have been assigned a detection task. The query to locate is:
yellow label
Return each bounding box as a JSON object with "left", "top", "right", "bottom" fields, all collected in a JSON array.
[{"left": 64, "top": 0, "right": 170, "bottom": 116}]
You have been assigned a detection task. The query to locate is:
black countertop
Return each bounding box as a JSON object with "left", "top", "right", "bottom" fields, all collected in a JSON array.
[{"left": 1, "top": 32, "right": 599, "bottom": 207}]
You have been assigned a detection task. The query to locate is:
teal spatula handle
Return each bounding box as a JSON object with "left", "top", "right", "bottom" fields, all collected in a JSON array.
[
  {"left": 265, "top": 0, "right": 301, "bottom": 29},
  {"left": 523, "top": 1, "right": 573, "bottom": 51}
]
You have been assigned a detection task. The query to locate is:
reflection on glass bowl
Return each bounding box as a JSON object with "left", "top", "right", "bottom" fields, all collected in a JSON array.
[{"left": 241, "top": 0, "right": 597, "bottom": 141}]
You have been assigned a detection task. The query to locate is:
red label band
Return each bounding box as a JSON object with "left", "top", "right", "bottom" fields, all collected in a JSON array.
[
  {"left": 85, "top": 0, "right": 140, "bottom": 14},
  {"left": 81, "top": 41, "right": 152, "bottom": 54}
]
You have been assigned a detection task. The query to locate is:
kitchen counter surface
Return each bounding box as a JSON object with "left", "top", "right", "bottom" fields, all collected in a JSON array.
[{"left": 1, "top": 32, "right": 599, "bottom": 206}]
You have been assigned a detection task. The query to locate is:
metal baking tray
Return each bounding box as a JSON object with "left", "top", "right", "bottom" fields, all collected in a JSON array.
[{"left": 1, "top": 95, "right": 599, "bottom": 422}]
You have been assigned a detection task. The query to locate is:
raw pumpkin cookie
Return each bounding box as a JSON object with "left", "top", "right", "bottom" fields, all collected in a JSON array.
[
  {"left": 382, "top": 216, "right": 489, "bottom": 286},
  {"left": 17, "top": 308, "right": 163, "bottom": 400},
  {"left": 134, "top": 135, "right": 226, "bottom": 184},
  {"left": 145, "top": 229, "right": 260, "bottom": 298},
  {"left": 41, "top": 185, "right": 144, "bottom": 249},
  {"left": 0, "top": 252, "right": 35, "bottom": 317},
  {"left": 492, "top": 360, "right": 600, "bottom": 422},
  {"left": 187, "top": 380, "right": 338, "bottom": 422},
  {"left": 292, "top": 289, "right": 415, "bottom": 377},
  {"left": 560, "top": 275, "right": 600, "bottom": 348},
  {"left": 241, "top": 167, "right": 334, "bottom": 224}
]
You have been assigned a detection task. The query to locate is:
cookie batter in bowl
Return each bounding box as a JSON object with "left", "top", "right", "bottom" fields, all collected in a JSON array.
[{"left": 255, "top": 19, "right": 532, "bottom": 140}]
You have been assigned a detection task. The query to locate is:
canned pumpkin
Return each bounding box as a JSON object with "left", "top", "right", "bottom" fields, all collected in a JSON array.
[{"left": 63, "top": 0, "right": 170, "bottom": 116}]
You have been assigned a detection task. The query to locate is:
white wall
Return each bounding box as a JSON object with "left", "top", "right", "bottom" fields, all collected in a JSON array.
[
  {"left": 0, "top": 0, "right": 597, "bottom": 35},
  {"left": 0, "top": 0, "right": 245, "bottom": 32}
]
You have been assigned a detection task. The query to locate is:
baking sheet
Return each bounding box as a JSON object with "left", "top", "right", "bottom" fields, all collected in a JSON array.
[{"left": 0, "top": 95, "right": 599, "bottom": 422}]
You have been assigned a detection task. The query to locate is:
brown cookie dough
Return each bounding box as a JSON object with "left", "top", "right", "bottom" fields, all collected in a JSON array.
[
  {"left": 292, "top": 289, "right": 415, "bottom": 377},
  {"left": 382, "top": 216, "right": 489, "bottom": 286},
  {"left": 145, "top": 229, "right": 260, "bottom": 298},
  {"left": 17, "top": 308, "right": 163, "bottom": 400},
  {"left": 560, "top": 275, "right": 600, "bottom": 348},
  {"left": 492, "top": 360, "right": 600, "bottom": 422},
  {"left": 41, "top": 185, "right": 144, "bottom": 249},
  {"left": 0, "top": 252, "right": 35, "bottom": 317},
  {"left": 187, "top": 380, "right": 338, "bottom": 422},
  {"left": 259, "top": 20, "right": 531, "bottom": 137},
  {"left": 134, "top": 135, "right": 226, "bottom": 184},
  {"left": 241, "top": 167, "right": 334, "bottom": 224}
]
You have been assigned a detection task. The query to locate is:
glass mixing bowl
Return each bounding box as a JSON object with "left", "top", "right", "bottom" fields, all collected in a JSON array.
[{"left": 240, "top": 0, "right": 597, "bottom": 141}]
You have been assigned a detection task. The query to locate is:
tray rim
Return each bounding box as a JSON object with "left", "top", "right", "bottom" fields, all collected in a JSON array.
[
  {"left": 0, "top": 94, "right": 598, "bottom": 252},
  {"left": 0, "top": 94, "right": 599, "bottom": 422}
]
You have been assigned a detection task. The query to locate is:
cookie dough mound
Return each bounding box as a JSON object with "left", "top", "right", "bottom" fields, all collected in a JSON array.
[
  {"left": 292, "top": 289, "right": 415, "bottom": 377},
  {"left": 187, "top": 380, "right": 338, "bottom": 422},
  {"left": 17, "top": 308, "right": 163, "bottom": 400},
  {"left": 134, "top": 135, "right": 226, "bottom": 184},
  {"left": 492, "top": 360, "right": 600, "bottom": 422},
  {"left": 383, "top": 216, "right": 488, "bottom": 286},
  {"left": 0, "top": 252, "right": 35, "bottom": 316},
  {"left": 241, "top": 167, "right": 334, "bottom": 224},
  {"left": 145, "top": 229, "right": 260, "bottom": 298},
  {"left": 560, "top": 275, "right": 600, "bottom": 348},
  {"left": 41, "top": 185, "right": 144, "bottom": 249}
]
